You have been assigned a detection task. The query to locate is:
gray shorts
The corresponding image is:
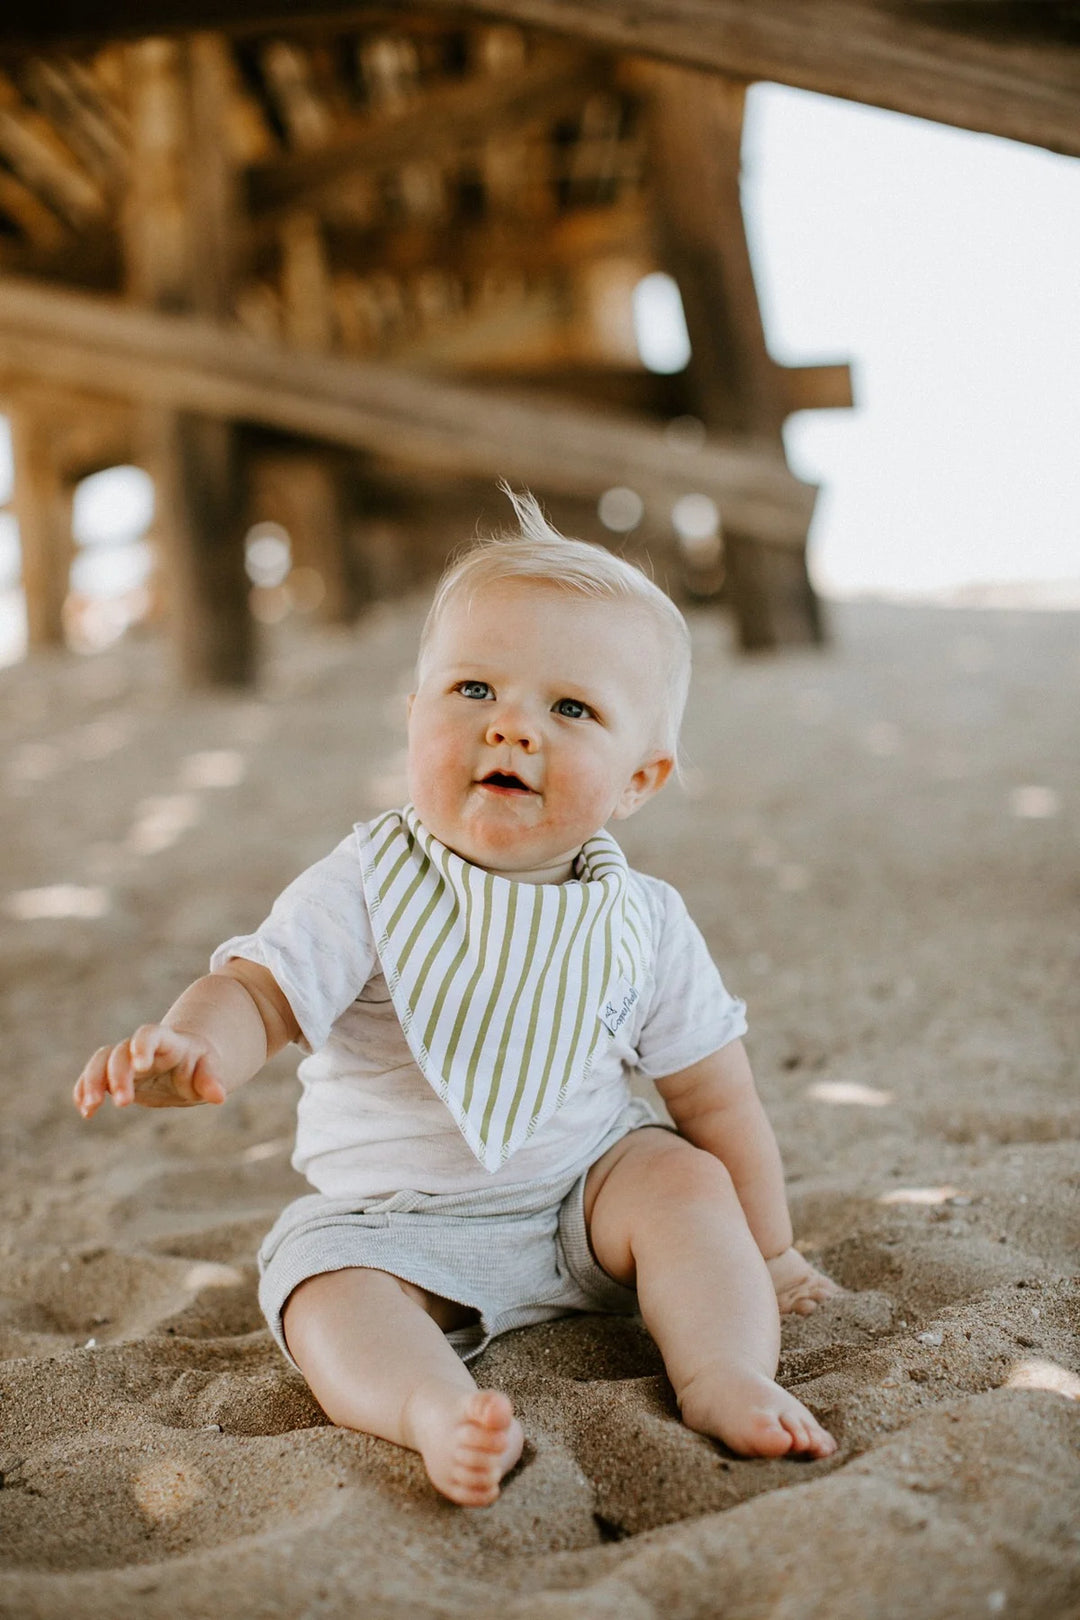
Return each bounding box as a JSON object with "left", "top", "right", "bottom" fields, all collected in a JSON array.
[{"left": 259, "top": 1097, "right": 662, "bottom": 1364}]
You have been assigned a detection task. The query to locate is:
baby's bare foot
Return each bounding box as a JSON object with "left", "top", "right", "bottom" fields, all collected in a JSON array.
[
  {"left": 404, "top": 1384, "right": 524, "bottom": 1506},
  {"left": 767, "top": 1248, "right": 842, "bottom": 1316},
  {"left": 679, "top": 1366, "right": 837, "bottom": 1460}
]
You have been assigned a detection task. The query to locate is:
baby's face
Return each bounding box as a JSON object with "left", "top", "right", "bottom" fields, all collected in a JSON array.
[{"left": 407, "top": 580, "right": 673, "bottom": 881}]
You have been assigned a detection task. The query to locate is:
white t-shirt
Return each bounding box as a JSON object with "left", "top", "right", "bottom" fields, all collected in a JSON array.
[{"left": 211, "top": 829, "right": 747, "bottom": 1198}]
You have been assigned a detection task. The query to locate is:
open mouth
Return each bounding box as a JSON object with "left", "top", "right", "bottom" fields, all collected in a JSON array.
[{"left": 479, "top": 771, "right": 534, "bottom": 795}]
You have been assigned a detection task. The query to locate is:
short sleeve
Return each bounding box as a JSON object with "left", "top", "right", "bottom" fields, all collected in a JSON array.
[
  {"left": 209, "top": 831, "right": 376, "bottom": 1054},
  {"left": 633, "top": 878, "right": 748, "bottom": 1080}
]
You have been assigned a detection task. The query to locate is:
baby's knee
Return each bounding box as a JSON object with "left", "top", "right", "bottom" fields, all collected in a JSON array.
[{"left": 636, "top": 1135, "right": 735, "bottom": 1209}]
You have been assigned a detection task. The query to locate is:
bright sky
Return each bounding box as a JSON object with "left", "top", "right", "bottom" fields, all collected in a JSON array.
[
  {"left": 741, "top": 82, "right": 1080, "bottom": 598},
  {"left": 0, "top": 82, "right": 1077, "bottom": 616}
]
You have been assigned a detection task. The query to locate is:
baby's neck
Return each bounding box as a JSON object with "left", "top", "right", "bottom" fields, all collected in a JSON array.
[{"left": 485, "top": 854, "right": 577, "bottom": 885}]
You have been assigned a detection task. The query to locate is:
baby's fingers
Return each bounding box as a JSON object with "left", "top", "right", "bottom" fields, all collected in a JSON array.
[
  {"left": 74, "top": 1047, "right": 111, "bottom": 1118},
  {"left": 105, "top": 1038, "right": 141, "bottom": 1106},
  {"left": 190, "top": 1055, "right": 226, "bottom": 1106}
]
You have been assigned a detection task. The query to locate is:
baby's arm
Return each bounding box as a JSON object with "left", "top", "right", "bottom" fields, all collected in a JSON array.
[
  {"left": 74, "top": 959, "right": 300, "bottom": 1117},
  {"left": 654, "top": 1040, "right": 838, "bottom": 1314}
]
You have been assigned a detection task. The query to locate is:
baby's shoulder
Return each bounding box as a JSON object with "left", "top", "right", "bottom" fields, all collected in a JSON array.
[{"left": 625, "top": 867, "right": 695, "bottom": 939}]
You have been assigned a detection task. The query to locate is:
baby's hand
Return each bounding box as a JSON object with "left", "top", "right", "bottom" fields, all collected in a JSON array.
[
  {"left": 766, "top": 1247, "right": 840, "bottom": 1316},
  {"left": 74, "top": 1025, "right": 226, "bottom": 1118}
]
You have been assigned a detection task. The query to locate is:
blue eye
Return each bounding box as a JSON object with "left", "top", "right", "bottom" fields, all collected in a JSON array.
[
  {"left": 553, "top": 697, "right": 591, "bottom": 719},
  {"left": 456, "top": 680, "right": 493, "bottom": 700}
]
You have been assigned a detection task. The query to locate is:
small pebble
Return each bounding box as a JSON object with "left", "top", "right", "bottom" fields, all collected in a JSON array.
[
  {"left": 83, "top": 1337, "right": 97, "bottom": 1349},
  {"left": 916, "top": 1331, "right": 943, "bottom": 1347}
]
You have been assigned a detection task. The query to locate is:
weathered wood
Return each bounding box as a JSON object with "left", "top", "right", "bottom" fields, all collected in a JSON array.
[
  {"left": 638, "top": 64, "right": 786, "bottom": 439},
  {"left": 249, "top": 449, "right": 359, "bottom": 622},
  {"left": 122, "top": 33, "right": 254, "bottom": 686},
  {"left": 376, "top": 1, "right": 1080, "bottom": 159},
  {"left": 782, "top": 363, "right": 854, "bottom": 415},
  {"left": 2, "top": 3, "right": 1076, "bottom": 160},
  {"left": 280, "top": 211, "right": 335, "bottom": 350},
  {"left": 122, "top": 39, "right": 192, "bottom": 308},
  {"left": 0, "top": 71, "right": 104, "bottom": 228},
  {"left": 7, "top": 395, "right": 76, "bottom": 648},
  {"left": 22, "top": 55, "right": 129, "bottom": 186},
  {"left": 310, "top": 199, "right": 649, "bottom": 282},
  {"left": 639, "top": 60, "right": 824, "bottom": 649},
  {"left": 246, "top": 45, "right": 607, "bottom": 219},
  {"left": 0, "top": 168, "right": 69, "bottom": 250},
  {"left": 186, "top": 32, "right": 239, "bottom": 319},
  {"left": 0, "top": 275, "right": 817, "bottom": 547},
  {"left": 148, "top": 408, "right": 255, "bottom": 685}
]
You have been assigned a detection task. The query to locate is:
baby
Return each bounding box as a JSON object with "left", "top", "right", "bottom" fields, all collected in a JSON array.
[{"left": 75, "top": 491, "right": 838, "bottom": 1507}]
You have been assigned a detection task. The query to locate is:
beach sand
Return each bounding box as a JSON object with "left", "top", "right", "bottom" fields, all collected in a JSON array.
[{"left": 1, "top": 596, "right": 1077, "bottom": 1620}]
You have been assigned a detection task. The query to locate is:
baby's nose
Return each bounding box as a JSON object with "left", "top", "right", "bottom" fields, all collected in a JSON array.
[{"left": 485, "top": 706, "right": 539, "bottom": 751}]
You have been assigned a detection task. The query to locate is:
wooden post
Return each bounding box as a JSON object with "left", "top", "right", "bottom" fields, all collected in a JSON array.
[
  {"left": 149, "top": 409, "right": 253, "bottom": 686},
  {"left": 248, "top": 448, "right": 359, "bottom": 625},
  {"left": 637, "top": 61, "right": 823, "bottom": 649},
  {"left": 8, "top": 396, "right": 75, "bottom": 648},
  {"left": 123, "top": 34, "right": 254, "bottom": 685}
]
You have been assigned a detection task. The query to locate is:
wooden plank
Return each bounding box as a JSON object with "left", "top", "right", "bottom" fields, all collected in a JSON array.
[
  {"left": 0, "top": 72, "right": 105, "bottom": 227},
  {"left": 637, "top": 63, "right": 786, "bottom": 439},
  {"left": 636, "top": 60, "right": 822, "bottom": 648},
  {"left": 186, "top": 32, "right": 239, "bottom": 319},
  {"left": 8, "top": 394, "right": 76, "bottom": 648},
  {"left": 0, "top": 274, "right": 817, "bottom": 547},
  {"left": 21, "top": 55, "right": 129, "bottom": 185},
  {"left": 782, "top": 362, "right": 854, "bottom": 414},
  {"left": 0, "top": 168, "right": 69, "bottom": 251},
  {"left": 249, "top": 449, "right": 359, "bottom": 622},
  {"left": 280, "top": 211, "right": 335, "bottom": 349},
  {"left": 313, "top": 198, "right": 650, "bottom": 280},
  {"left": 122, "top": 34, "right": 254, "bottom": 686},
  {"left": 148, "top": 407, "right": 255, "bottom": 686},
  {"left": 2, "top": 3, "right": 1075, "bottom": 158},
  {"left": 388, "top": 0, "right": 1080, "bottom": 158},
  {"left": 246, "top": 45, "right": 607, "bottom": 219}
]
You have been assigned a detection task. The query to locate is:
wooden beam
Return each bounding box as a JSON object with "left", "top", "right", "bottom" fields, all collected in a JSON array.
[
  {"left": 387, "top": 1, "right": 1080, "bottom": 159},
  {"left": 311, "top": 199, "right": 650, "bottom": 281},
  {"left": 123, "top": 34, "right": 254, "bottom": 686},
  {"left": 0, "top": 168, "right": 69, "bottom": 251},
  {"left": 638, "top": 64, "right": 787, "bottom": 439},
  {"left": 0, "top": 274, "right": 817, "bottom": 547},
  {"left": 249, "top": 448, "right": 360, "bottom": 622},
  {"left": 2, "top": 3, "right": 1076, "bottom": 158},
  {"left": 0, "top": 71, "right": 105, "bottom": 228},
  {"left": 8, "top": 393, "right": 76, "bottom": 648},
  {"left": 246, "top": 46, "right": 607, "bottom": 220},
  {"left": 637, "top": 60, "right": 824, "bottom": 649},
  {"left": 21, "top": 55, "right": 130, "bottom": 186},
  {"left": 782, "top": 362, "right": 854, "bottom": 414}
]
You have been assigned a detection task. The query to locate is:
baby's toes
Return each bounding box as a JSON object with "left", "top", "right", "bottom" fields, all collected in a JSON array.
[{"left": 784, "top": 1409, "right": 836, "bottom": 1458}]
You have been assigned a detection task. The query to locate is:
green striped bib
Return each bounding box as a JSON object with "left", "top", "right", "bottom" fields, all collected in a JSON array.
[{"left": 358, "top": 805, "right": 649, "bottom": 1171}]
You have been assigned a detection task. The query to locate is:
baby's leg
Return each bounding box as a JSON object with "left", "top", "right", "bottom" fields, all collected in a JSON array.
[
  {"left": 283, "top": 1267, "right": 523, "bottom": 1506},
  {"left": 584, "top": 1130, "right": 836, "bottom": 1460}
]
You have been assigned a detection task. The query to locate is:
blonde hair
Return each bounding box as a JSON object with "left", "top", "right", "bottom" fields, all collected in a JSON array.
[{"left": 418, "top": 486, "right": 691, "bottom": 757}]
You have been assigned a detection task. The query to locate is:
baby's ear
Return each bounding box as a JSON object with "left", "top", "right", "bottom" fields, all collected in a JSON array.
[{"left": 611, "top": 755, "right": 674, "bottom": 821}]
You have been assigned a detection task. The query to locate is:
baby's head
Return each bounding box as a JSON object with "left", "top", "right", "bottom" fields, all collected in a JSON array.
[{"left": 407, "top": 490, "right": 691, "bottom": 881}]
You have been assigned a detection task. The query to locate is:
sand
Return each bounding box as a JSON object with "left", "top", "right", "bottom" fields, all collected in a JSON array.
[{"left": 1, "top": 596, "right": 1077, "bottom": 1620}]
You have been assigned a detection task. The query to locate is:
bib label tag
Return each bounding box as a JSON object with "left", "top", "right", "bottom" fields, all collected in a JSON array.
[{"left": 599, "top": 978, "right": 639, "bottom": 1037}]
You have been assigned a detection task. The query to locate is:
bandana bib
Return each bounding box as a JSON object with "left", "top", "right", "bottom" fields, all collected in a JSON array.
[{"left": 357, "top": 805, "right": 649, "bottom": 1171}]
